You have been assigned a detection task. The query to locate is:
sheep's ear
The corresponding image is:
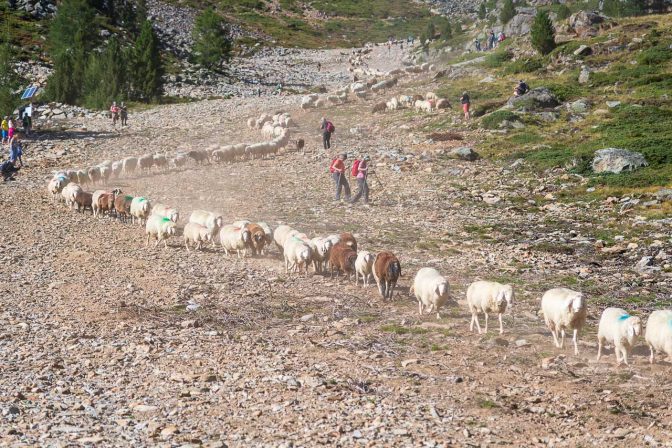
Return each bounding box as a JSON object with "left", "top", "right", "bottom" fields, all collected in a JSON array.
[
  {"left": 628, "top": 326, "right": 636, "bottom": 338},
  {"left": 566, "top": 298, "right": 574, "bottom": 312}
]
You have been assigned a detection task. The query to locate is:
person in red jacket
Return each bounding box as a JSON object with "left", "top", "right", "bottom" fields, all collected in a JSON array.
[{"left": 329, "top": 153, "right": 351, "bottom": 202}]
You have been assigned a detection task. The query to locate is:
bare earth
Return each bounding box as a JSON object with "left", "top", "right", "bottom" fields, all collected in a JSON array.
[{"left": 1, "top": 45, "right": 671, "bottom": 447}]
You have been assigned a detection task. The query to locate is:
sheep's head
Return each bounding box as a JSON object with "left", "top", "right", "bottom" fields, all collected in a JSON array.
[
  {"left": 215, "top": 216, "right": 224, "bottom": 229},
  {"left": 627, "top": 316, "right": 642, "bottom": 338},
  {"left": 567, "top": 294, "right": 585, "bottom": 314},
  {"left": 435, "top": 281, "right": 450, "bottom": 298},
  {"left": 241, "top": 229, "right": 252, "bottom": 243},
  {"left": 363, "top": 252, "right": 374, "bottom": 265},
  {"left": 497, "top": 285, "right": 514, "bottom": 308}
]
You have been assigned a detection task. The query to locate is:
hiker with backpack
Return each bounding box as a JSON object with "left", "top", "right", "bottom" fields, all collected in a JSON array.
[
  {"left": 513, "top": 80, "right": 529, "bottom": 97},
  {"left": 350, "top": 155, "right": 370, "bottom": 205},
  {"left": 460, "top": 91, "right": 471, "bottom": 121},
  {"left": 329, "top": 153, "right": 351, "bottom": 202},
  {"left": 320, "top": 117, "right": 335, "bottom": 150}
]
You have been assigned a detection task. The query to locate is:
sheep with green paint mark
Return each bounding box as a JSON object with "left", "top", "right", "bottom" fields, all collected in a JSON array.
[
  {"left": 145, "top": 214, "right": 177, "bottom": 249},
  {"left": 130, "top": 197, "right": 152, "bottom": 225}
]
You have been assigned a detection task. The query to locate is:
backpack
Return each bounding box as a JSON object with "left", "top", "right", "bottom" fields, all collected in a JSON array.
[
  {"left": 329, "top": 158, "right": 338, "bottom": 173},
  {"left": 351, "top": 159, "right": 361, "bottom": 177},
  {"left": 326, "top": 121, "right": 335, "bottom": 133}
]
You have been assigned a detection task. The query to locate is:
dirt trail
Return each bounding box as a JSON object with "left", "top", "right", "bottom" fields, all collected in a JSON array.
[{"left": 1, "top": 53, "right": 671, "bottom": 447}]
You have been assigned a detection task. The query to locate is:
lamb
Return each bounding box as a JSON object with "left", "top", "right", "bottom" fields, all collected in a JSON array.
[
  {"left": 151, "top": 203, "right": 179, "bottom": 223},
  {"left": 111, "top": 161, "right": 123, "bottom": 178},
  {"left": 246, "top": 223, "right": 267, "bottom": 256},
  {"left": 219, "top": 225, "right": 252, "bottom": 257},
  {"left": 410, "top": 268, "right": 451, "bottom": 319},
  {"left": 339, "top": 232, "right": 357, "bottom": 252},
  {"left": 309, "top": 237, "right": 333, "bottom": 273},
  {"left": 95, "top": 189, "right": 121, "bottom": 217},
  {"left": 328, "top": 242, "right": 357, "bottom": 279},
  {"left": 354, "top": 250, "right": 374, "bottom": 286},
  {"left": 145, "top": 214, "right": 177, "bottom": 249},
  {"left": 645, "top": 309, "right": 672, "bottom": 363},
  {"left": 386, "top": 97, "right": 399, "bottom": 111},
  {"left": 189, "top": 210, "right": 224, "bottom": 247},
  {"left": 372, "top": 251, "right": 401, "bottom": 300},
  {"left": 436, "top": 98, "right": 451, "bottom": 109},
  {"left": 76, "top": 170, "right": 89, "bottom": 185},
  {"left": 87, "top": 166, "right": 101, "bottom": 186},
  {"left": 99, "top": 165, "right": 111, "bottom": 184},
  {"left": 540, "top": 288, "right": 587, "bottom": 355},
  {"left": 273, "top": 224, "right": 295, "bottom": 251},
  {"left": 61, "top": 183, "right": 83, "bottom": 210},
  {"left": 425, "top": 92, "right": 438, "bottom": 101},
  {"left": 186, "top": 150, "right": 209, "bottom": 165},
  {"left": 284, "top": 236, "right": 313, "bottom": 275},
  {"left": 414, "top": 100, "right": 433, "bottom": 113},
  {"left": 130, "top": 197, "right": 152, "bottom": 225},
  {"left": 372, "top": 102, "right": 387, "bottom": 113},
  {"left": 597, "top": 307, "right": 642, "bottom": 365},
  {"left": 123, "top": 157, "right": 138, "bottom": 177},
  {"left": 138, "top": 154, "right": 154, "bottom": 173},
  {"left": 114, "top": 194, "right": 134, "bottom": 222},
  {"left": 183, "top": 222, "right": 212, "bottom": 251},
  {"left": 465, "top": 281, "right": 514, "bottom": 335}
]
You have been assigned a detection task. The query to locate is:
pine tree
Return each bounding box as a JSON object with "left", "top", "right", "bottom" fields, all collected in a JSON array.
[
  {"left": 192, "top": 8, "right": 232, "bottom": 70},
  {"left": 46, "top": 0, "right": 97, "bottom": 104},
  {"left": 135, "top": 0, "right": 148, "bottom": 34},
  {"left": 83, "top": 38, "right": 127, "bottom": 109},
  {"left": 556, "top": 4, "right": 571, "bottom": 20},
  {"left": 530, "top": 10, "right": 556, "bottom": 55},
  {"left": 441, "top": 21, "right": 452, "bottom": 40},
  {"left": 500, "top": 0, "right": 515, "bottom": 25},
  {"left": 478, "top": 2, "right": 487, "bottom": 20},
  {"left": 0, "top": 43, "right": 21, "bottom": 117},
  {"left": 131, "top": 20, "right": 162, "bottom": 102}
]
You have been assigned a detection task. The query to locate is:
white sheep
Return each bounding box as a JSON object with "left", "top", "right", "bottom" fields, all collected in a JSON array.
[
  {"left": 61, "top": 183, "right": 83, "bottom": 210},
  {"left": 122, "top": 156, "right": 138, "bottom": 177},
  {"left": 465, "top": 281, "right": 514, "bottom": 335},
  {"left": 145, "top": 214, "right": 177, "bottom": 249},
  {"left": 411, "top": 268, "right": 451, "bottom": 319},
  {"left": 355, "top": 250, "right": 375, "bottom": 286},
  {"left": 151, "top": 203, "right": 179, "bottom": 223},
  {"left": 111, "top": 161, "right": 123, "bottom": 178},
  {"left": 386, "top": 97, "right": 399, "bottom": 111},
  {"left": 273, "top": 225, "right": 295, "bottom": 251},
  {"left": 309, "top": 237, "right": 333, "bottom": 273},
  {"left": 425, "top": 92, "right": 438, "bottom": 101},
  {"left": 189, "top": 210, "right": 224, "bottom": 248},
  {"left": 597, "top": 307, "right": 642, "bottom": 365},
  {"left": 256, "top": 221, "right": 273, "bottom": 254},
  {"left": 283, "top": 236, "right": 312, "bottom": 276},
  {"left": 183, "top": 222, "right": 212, "bottom": 251},
  {"left": 48, "top": 174, "right": 70, "bottom": 202},
  {"left": 645, "top": 309, "right": 672, "bottom": 363},
  {"left": 219, "top": 224, "right": 251, "bottom": 257},
  {"left": 540, "top": 288, "right": 587, "bottom": 355},
  {"left": 130, "top": 197, "right": 152, "bottom": 225}
]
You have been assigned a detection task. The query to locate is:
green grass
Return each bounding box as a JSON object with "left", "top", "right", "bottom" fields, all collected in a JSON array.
[
  {"left": 380, "top": 324, "right": 429, "bottom": 335},
  {"left": 480, "top": 110, "right": 519, "bottom": 129},
  {"left": 502, "top": 57, "right": 544, "bottom": 74}
]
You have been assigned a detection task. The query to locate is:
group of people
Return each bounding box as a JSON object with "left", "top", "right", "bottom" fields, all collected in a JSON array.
[
  {"left": 474, "top": 30, "right": 506, "bottom": 52},
  {"left": 109, "top": 102, "right": 128, "bottom": 127},
  {"left": 1, "top": 115, "right": 29, "bottom": 182},
  {"left": 320, "top": 117, "right": 371, "bottom": 205}
]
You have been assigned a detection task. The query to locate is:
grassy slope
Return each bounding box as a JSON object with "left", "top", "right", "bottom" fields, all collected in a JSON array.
[{"left": 428, "top": 14, "right": 672, "bottom": 203}]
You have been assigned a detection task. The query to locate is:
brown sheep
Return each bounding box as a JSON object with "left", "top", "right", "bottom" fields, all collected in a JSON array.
[
  {"left": 371, "top": 102, "right": 386, "bottom": 113},
  {"left": 412, "top": 94, "right": 424, "bottom": 102},
  {"left": 114, "top": 194, "right": 134, "bottom": 222},
  {"left": 373, "top": 251, "right": 401, "bottom": 300},
  {"left": 74, "top": 191, "right": 93, "bottom": 214},
  {"left": 246, "top": 223, "right": 267, "bottom": 256},
  {"left": 339, "top": 232, "right": 357, "bottom": 252},
  {"left": 328, "top": 242, "right": 357, "bottom": 279},
  {"left": 187, "top": 150, "right": 209, "bottom": 164}
]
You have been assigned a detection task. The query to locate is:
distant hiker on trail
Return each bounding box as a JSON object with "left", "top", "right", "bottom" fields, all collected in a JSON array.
[
  {"left": 110, "top": 102, "right": 120, "bottom": 126},
  {"left": 514, "top": 80, "right": 529, "bottom": 97},
  {"left": 1, "top": 159, "right": 19, "bottom": 181},
  {"left": 460, "top": 91, "right": 471, "bottom": 121},
  {"left": 488, "top": 30, "right": 496, "bottom": 50},
  {"left": 329, "top": 153, "right": 351, "bottom": 202},
  {"left": 22, "top": 113, "right": 31, "bottom": 137},
  {"left": 320, "top": 117, "right": 335, "bottom": 150},
  {"left": 350, "top": 155, "right": 370, "bottom": 205},
  {"left": 498, "top": 31, "right": 506, "bottom": 44},
  {"left": 120, "top": 102, "right": 128, "bottom": 127},
  {"left": 317, "top": 62, "right": 322, "bottom": 72},
  {"left": 7, "top": 117, "right": 14, "bottom": 141},
  {"left": 1, "top": 117, "right": 8, "bottom": 145},
  {"left": 474, "top": 39, "right": 481, "bottom": 52}
]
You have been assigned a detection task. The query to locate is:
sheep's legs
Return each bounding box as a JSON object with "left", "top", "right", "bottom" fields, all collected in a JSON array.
[
  {"left": 185, "top": 241, "right": 191, "bottom": 252},
  {"left": 559, "top": 329, "right": 566, "bottom": 348},
  {"left": 418, "top": 301, "right": 423, "bottom": 315},
  {"left": 550, "top": 329, "right": 560, "bottom": 348},
  {"left": 483, "top": 313, "right": 489, "bottom": 334},
  {"left": 498, "top": 313, "right": 504, "bottom": 335},
  {"left": 649, "top": 345, "right": 655, "bottom": 364},
  {"left": 572, "top": 329, "right": 579, "bottom": 355},
  {"left": 470, "top": 313, "right": 482, "bottom": 334},
  {"left": 619, "top": 346, "right": 628, "bottom": 366},
  {"left": 596, "top": 337, "right": 604, "bottom": 361},
  {"left": 146, "top": 234, "right": 151, "bottom": 247}
]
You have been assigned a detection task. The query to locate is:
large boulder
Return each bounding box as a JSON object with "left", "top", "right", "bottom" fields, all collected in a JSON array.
[
  {"left": 371, "top": 78, "right": 398, "bottom": 92},
  {"left": 507, "top": 87, "right": 560, "bottom": 111},
  {"left": 504, "top": 12, "right": 535, "bottom": 36},
  {"left": 450, "top": 147, "right": 480, "bottom": 161},
  {"left": 592, "top": 148, "right": 648, "bottom": 174},
  {"left": 568, "top": 11, "right": 614, "bottom": 37}
]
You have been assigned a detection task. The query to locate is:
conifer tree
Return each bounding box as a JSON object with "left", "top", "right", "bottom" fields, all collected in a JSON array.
[{"left": 530, "top": 10, "right": 556, "bottom": 55}]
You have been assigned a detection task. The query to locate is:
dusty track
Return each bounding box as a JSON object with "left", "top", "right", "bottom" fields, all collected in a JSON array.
[{"left": 1, "top": 47, "right": 672, "bottom": 447}]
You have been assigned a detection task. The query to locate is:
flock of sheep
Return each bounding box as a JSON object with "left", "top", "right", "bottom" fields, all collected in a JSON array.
[{"left": 44, "top": 166, "right": 672, "bottom": 366}]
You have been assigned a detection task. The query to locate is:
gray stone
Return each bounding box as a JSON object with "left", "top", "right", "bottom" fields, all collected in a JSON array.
[
  {"left": 451, "top": 147, "right": 479, "bottom": 161},
  {"left": 371, "top": 78, "right": 397, "bottom": 92},
  {"left": 654, "top": 189, "right": 672, "bottom": 201},
  {"left": 573, "top": 45, "right": 592, "bottom": 56},
  {"left": 568, "top": 11, "right": 612, "bottom": 37},
  {"left": 578, "top": 66, "right": 590, "bottom": 84},
  {"left": 569, "top": 99, "right": 590, "bottom": 113},
  {"left": 592, "top": 148, "right": 648, "bottom": 174},
  {"left": 507, "top": 87, "right": 560, "bottom": 111},
  {"left": 606, "top": 100, "right": 621, "bottom": 108},
  {"left": 504, "top": 12, "right": 535, "bottom": 36}
]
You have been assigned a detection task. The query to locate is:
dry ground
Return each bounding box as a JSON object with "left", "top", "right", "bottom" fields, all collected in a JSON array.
[{"left": 1, "top": 47, "right": 671, "bottom": 448}]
